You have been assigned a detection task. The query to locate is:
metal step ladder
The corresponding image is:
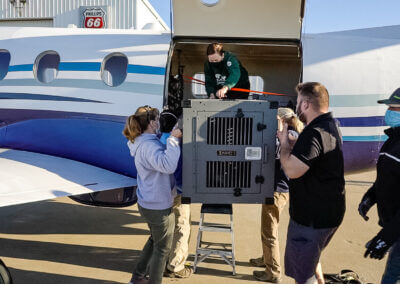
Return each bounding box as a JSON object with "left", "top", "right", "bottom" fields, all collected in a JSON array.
[{"left": 193, "top": 204, "right": 236, "bottom": 275}]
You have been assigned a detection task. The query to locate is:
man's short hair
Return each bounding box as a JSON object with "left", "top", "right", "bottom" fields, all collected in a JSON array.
[{"left": 296, "top": 82, "right": 329, "bottom": 111}]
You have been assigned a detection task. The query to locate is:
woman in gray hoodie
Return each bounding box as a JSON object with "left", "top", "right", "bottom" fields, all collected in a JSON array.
[{"left": 123, "top": 105, "right": 182, "bottom": 284}]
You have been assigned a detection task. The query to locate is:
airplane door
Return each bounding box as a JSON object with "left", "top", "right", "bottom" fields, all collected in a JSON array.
[{"left": 172, "top": 0, "right": 305, "bottom": 40}]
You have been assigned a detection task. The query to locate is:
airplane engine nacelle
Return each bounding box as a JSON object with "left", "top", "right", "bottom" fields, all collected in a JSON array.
[{"left": 69, "top": 187, "right": 137, "bottom": 207}]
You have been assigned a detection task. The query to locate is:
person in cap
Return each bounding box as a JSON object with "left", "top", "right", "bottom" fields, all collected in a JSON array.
[
  {"left": 277, "top": 82, "right": 345, "bottom": 284},
  {"left": 358, "top": 89, "right": 400, "bottom": 283},
  {"left": 251, "top": 108, "right": 303, "bottom": 283},
  {"left": 204, "top": 43, "right": 250, "bottom": 99}
]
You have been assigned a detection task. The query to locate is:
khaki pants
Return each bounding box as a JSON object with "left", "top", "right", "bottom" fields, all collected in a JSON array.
[
  {"left": 261, "top": 192, "right": 289, "bottom": 278},
  {"left": 167, "top": 195, "right": 191, "bottom": 272}
]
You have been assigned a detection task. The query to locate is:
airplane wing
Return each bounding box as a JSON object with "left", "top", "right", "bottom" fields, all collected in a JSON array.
[{"left": 0, "top": 148, "right": 136, "bottom": 207}]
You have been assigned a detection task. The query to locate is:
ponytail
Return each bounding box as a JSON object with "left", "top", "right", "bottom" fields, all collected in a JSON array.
[
  {"left": 123, "top": 115, "right": 142, "bottom": 142},
  {"left": 286, "top": 116, "right": 304, "bottom": 134},
  {"left": 278, "top": 107, "right": 304, "bottom": 134},
  {"left": 123, "top": 105, "right": 160, "bottom": 142}
]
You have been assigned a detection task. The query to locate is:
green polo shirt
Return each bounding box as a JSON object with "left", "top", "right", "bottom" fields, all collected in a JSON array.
[{"left": 204, "top": 51, "right": 249, "bottom": 96}]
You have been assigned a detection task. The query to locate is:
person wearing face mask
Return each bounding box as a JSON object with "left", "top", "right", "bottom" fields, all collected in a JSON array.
[
  {"left": 123, "top": 105, "right": 182, "bottom": 284},
  {"left": 277, "top": 82, "right": 345, "bottom": 284},
  {"left": 358, "top": 89, "right": 400, "bottom": 284},
  {"left": 204, "top": 43, "right": 250, "bottom": 99}
]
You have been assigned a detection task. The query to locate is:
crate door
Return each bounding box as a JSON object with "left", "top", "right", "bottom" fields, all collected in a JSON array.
[{"left": 195, "top": 111, "right": 264, "bottom": 194}]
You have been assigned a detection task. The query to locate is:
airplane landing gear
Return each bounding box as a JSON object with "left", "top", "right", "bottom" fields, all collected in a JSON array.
[{"left": 0, "top": 259, "right": 12, "bottom": 284}]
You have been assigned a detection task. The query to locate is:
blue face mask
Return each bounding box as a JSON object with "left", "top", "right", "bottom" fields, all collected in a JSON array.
[{"left": 384, "top": 109, "right": 400, "bottom": 127}]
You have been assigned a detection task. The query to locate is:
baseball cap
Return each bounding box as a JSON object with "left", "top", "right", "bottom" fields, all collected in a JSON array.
[{"left": 378, "top": 88, "right": 400, "bottom": 106}]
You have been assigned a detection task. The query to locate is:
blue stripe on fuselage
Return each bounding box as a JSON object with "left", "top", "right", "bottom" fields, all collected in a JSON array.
[
  {"left": 343, "top": 135, "right": 387, "bottom": 142},
  {"left": 0, "top": 92, "right": 106, "bottom": 103},
  {"left": 127, "top": 64, "right": 165, "bottom": 75},
  {"left": 8, "top": 64, "right": 33, "bottom": 71},
  {"left": 336, "top": 116, "right": 385, "bottom": 127},
  {"left": 59, "top": 62, "right": 101, "bottom": 71},
  {"left": 0, "top": 109, "right": 389, "bottom": 175},
  {"left": 8, "top": 62, "right": 165, "bottom": 75}
]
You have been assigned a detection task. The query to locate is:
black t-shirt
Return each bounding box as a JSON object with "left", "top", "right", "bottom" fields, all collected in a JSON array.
[{"left": 289, "top": 112, "right": 345, "bottom": 228}]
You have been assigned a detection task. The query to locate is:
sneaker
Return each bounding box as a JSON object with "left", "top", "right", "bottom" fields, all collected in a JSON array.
[
  {"left": 249, "top": 256, "right": 266, "bottom": 267},
  {"left": 164, "top": 266, "right": 193, "bottom": 278},
  {"left": 253, "top": 270, "right": 281, "bottom": 283}
]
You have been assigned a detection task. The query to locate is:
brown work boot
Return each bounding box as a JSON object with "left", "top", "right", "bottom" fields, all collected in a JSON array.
[
  {"left": 253, "top": 270, "right": 281, "bottom": 283},
  {"left": 164, "top": 266, "right": 193, "bottom": 278},
  {"left": 249, "top": 256, "right": 266, "bottom": 267}
]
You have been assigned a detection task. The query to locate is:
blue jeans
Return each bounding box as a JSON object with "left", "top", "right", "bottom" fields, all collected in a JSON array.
[{"left": 382, "top": 239, "right": 400, "bottom": 284}]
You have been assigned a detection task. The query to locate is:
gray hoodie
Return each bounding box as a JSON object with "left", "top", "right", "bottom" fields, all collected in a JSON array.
[{"left": 128, "top": 133, "right": 180, "bottom": 210}]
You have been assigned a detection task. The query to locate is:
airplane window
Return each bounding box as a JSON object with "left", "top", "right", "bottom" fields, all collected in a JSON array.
[
  {"left": 191, "top": 73, "right": 264, "bottom": 99},
  {"left": 201, "top": 0, "right": 220, "bottom": 7},
  {"left": 101, "top": 53, "right": 128, "bottom": 87},
  {"left": 0, "top": 49, "right": 11, "bottom": 80},
  {"left": 33, "top": 50, "right": 60, "bottom": 84}
]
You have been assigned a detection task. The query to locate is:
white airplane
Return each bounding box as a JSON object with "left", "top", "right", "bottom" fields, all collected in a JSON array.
[
  {"left": 0, "top": 0, "right": 395, "bottom": 207},
  {"left": 0, "top": 0, "right": 396, "bottom": 281}
]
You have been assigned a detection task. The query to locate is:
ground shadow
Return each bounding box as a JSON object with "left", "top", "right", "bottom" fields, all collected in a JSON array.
[
  {"left": 0, "top": 200, "right": 147, "bottom": 235},
  {"left": 187, "top": 254, "right": 250, "bottom": 267},
  {"left": 192, "top": 266, "right": 260, "bottom": 282},
  {"left": 0, "top": 238, "right": 141, "bottom": 273},
  {"left": 8, "top": 267, "right": 120, "bottom": 284}
]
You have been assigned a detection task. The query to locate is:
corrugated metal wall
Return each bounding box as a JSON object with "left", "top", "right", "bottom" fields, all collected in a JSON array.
[
  {"left": 0, "top": 19, "right": 53, "bottom": 27},
  {"left": 0, "top": 0, "right": 168, "bottom": 29}
]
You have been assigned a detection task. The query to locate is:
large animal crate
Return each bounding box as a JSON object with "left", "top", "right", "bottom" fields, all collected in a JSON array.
[{"left": 182, "top": 99, "right": 277, "bottom": 204}]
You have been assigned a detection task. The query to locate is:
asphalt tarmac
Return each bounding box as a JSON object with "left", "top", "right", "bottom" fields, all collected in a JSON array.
[{"left": 0, "top": 170, "right": 386, "bottom": 283}]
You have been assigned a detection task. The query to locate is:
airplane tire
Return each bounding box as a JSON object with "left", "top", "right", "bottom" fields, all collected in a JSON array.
[{"left": 0, "top": 260, "right": 12, "bottom": 284}]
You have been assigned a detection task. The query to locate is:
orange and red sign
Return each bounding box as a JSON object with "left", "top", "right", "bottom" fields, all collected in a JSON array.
[{"left": 82, "top": 7, "right": 106, "bottom": 29}]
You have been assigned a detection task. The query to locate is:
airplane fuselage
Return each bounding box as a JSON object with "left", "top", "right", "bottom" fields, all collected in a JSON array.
[{"left": 0, "top": 27, "right": 394, "bottom": 181}]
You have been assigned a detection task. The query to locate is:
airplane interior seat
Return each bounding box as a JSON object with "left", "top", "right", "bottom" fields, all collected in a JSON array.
[
  {"left": 34, "top": 50, "right": 60, "bottom": 84},
  {"left": 101, "top": 52, "right": 128, "bottom": 87}
]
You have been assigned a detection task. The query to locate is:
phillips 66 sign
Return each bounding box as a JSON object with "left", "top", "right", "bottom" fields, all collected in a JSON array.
[{"left": 80, "top": 6, "right": 108, "bottom": 29}]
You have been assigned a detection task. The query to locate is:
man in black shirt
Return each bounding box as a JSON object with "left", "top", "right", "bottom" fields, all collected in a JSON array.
[{"left": 277, "top": 82, "right": 345, "bottom": 284}]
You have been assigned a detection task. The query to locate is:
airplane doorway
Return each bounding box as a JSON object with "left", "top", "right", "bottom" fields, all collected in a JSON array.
[{"left": 165, "top": 39, "right": 302, "bottom": 113}]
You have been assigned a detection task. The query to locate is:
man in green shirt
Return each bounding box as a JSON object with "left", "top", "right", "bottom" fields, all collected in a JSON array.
[{"left": 204, "top": 43, "right": 250, "bottom": 99}]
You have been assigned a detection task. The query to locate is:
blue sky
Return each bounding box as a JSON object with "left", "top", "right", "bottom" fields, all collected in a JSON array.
[{"left": 148, "top": 0, "right": 400, "bottom": 33}]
